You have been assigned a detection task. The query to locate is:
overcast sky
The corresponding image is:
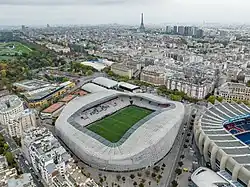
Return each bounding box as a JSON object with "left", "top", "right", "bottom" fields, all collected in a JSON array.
[{"left": 0, "top": 0, "right": 250, "bottom": 26}]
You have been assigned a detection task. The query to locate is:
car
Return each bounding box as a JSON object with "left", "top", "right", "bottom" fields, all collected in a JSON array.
[{"left": 183, "top": 168, "right": 189, "bottom": 172}]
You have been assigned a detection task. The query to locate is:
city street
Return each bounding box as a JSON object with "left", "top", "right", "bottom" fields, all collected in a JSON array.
[{"left": 158, "top": 104, "right": 193, "bottom": 187}]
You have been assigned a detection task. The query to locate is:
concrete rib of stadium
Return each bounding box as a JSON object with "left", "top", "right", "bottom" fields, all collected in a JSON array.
[
  {"left": 194, "top": 101, "right": 250, "bottom": 186},
  {"left": 55, "top": 91, "right": 185, "bottom": 171}
]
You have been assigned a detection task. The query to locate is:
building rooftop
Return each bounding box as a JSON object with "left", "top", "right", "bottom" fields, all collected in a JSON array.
[
  {"left": 92, "top": 77, "right": 118, "bottom": 89},
  {"left": 60, "top": 95, "right": 76, "bottom": 103},
  {"left": 0, "top": 95, "right": 22, "bottom": 113},
  {"left": 42, "top": 102, "right": 65, "bottom": 114},
  {"left": 7, "top": 173, "right": 34, "bottom": 187},
  {"left": 22, "top": 85, "right": 62, "bottom": 101},
  {"left": 13, "top": 79, "right": 51, "bottom": 91},
  {"left": 191, "top": 167, "right": 232, "bottom": 187},
  {"left": 81, "top": 83, "right": 108, "bottom": 93},
  {"left": 118, "top": 82, "right": 140, "bottom": 91},
  {"left": 81, "top": 61, "right": 106, "bottom": 71}
]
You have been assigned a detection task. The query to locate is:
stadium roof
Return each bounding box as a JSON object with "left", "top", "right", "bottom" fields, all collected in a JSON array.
[
  {"left": 92, "top": 77, "right": 118, "bottom": 89},
  {"left": 118, "top": 82, "right": 140, "bottom": 91},
  {"left": 191, "top": 167, "right": 232, "bottom": 187},
  {"left": 81, "top": 83, "right": 108, "bottom": 93},
  {"left": 198, "top": 101, "right": 250, "bottom": 171},
  {"left": 55, "top": 91, "right": 185, "bottom": 171}
]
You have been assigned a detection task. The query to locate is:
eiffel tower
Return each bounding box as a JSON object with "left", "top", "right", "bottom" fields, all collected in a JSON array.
[{"left": 139, "top": 13, "right": 145, "bottom": 32}]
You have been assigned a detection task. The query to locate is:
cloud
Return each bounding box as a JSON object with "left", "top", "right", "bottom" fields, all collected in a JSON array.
[{"left": 0, "top": 0, "right": 130, "bottom": 6}]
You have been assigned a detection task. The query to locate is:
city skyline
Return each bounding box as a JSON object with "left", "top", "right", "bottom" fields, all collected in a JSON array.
[{"left": 1, "top": 0, "right": 250, "bottom": 26}]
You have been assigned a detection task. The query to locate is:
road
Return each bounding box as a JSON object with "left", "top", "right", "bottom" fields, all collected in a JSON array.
[
  {"left": 160, "top": 104, "right": 193, "bottom": 187},
  {"left": 18, "top": 155, "right": 44, "bottom": 187}
]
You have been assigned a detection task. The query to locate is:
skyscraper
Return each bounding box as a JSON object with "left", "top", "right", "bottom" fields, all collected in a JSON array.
[
  {"left": 173, "top": 26, "right": 178, "bottom": 34},
  {"left": 139, "top": 13, "right": 145, "bottom": 32}
]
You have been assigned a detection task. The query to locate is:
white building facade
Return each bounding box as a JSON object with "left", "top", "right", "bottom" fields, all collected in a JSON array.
[
  {"left": 0, "top": 95, "right": 24, "bottom": 126},
  {"left": 165, "top": 78, "right": 213, "bottom": 99},
  {"left": 8, "top": 109, "right": 36, "bottom": 138},
  {"left": 215, "top": 82, "right": 250, "bottom": 101},
  {"left": 22, "top": 127, "right": 71, "bottom": 185}
]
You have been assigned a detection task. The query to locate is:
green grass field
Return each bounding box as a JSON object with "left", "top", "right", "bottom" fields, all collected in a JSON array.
[
  {"left": 0, "top": 42, "right": 32, "bottom": 57},
  {"left": 87, "top": 105, "right": 153, "bottom": 143}
]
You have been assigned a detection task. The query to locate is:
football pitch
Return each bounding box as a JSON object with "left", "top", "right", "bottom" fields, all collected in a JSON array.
[{"left": 87, "top": 105, "right": 153, "bottom": 143}]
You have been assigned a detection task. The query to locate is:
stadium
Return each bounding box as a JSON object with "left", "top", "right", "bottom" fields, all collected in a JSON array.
[
  {"left": 194, "top": 101, "right": 250, "bottom": 187},
  {"left": 55, "top": 91, "right": 185, "bottom": 171}
]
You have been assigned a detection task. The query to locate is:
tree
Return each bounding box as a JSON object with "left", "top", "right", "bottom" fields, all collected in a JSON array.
[
  {"left": 180, "top": 155, "right": 185, "bottom": 159},
  {"left": 151, "top": 173, "right": 156, "bottom": 178},
  {"left": 86, "top": 70, "right": 94, "bottom": 76},
  {"left": 5, "top": 152, "right": 15, "bottom": 167},
  {"left": 145, "top": 170, "right": 150, "bottom": 177},
  {"left": 153, "top": 166, "right": 160, "bottom": 173},
  {"left": 157, "top": 175, "right": 162, "bottom": 180},
  {"left": 178, "top": 161, "right": 184, "bottom": 167},
  {"left": 139, "top": 183, "right": 144, "bottom": 187},
  {"left": 137, "top": 172, "right": 142, "bottom": 177},
  {"left": 62, "top": 77, "right": 69, "bottom": 82},
  {"left": 0, "top": 147, "right": 4, "bottom": 154},
  {"left": 175, "top": 168, "right": 182, "bottom": 175},
  {"left": 122, "top": 176, "right": 126, "bottom": 182},
  {"left": 3, "top": 143, "right": 9, "bottom": 151},
  {"left": 130, "top": 174, "right": 135, "bottom": 179},
  {"left": 171, "top": 180, "right": 178, "bottom": 187},
  {"left": 217, "top": 96, "right": 223, "bottom": 102},
  {"left": 207, "top": 95, "right": 216, "bottom": 104},
  {"left": 0, "top": 134, "right": 4, "bottom": 142},
  {"left": 170, "top": 94, "right": 182, "bottom": 101},
  {"left": 133, "top": 182, "right": 137, "bottom": 186},
  {"left": 1, "top": 70, "right": 6, "bottom": 77},
  {"left": 116, "top": 175, "right": 121, "bottom": 181},
  {"left": 247, "top": 80, "right": 250, "bottom": 87}
]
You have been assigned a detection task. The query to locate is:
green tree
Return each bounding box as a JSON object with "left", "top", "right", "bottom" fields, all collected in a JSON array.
[
  {"left": 130, "top": 174, "right": 135, "bottom": 179},
  {"left": 116, "top": 175, "right": 121, "bottom": 181},
  {"left": 207, "top": 95, "right": 216, "bottom": 104},
  {"left": 3, "top": 143, "right": 9, "bottom": 151},
  {"left": 247, "top": 80, "right": 250, "bottom": 87},
  {"left": 86, "top": 70, "right": 94, "bottom": 76},
  {"left": 62, "top": 77, "right": 69, "bottom": 82},
  {"left": 171, "top": 180, "right": 178, "bottom": 187},
  {"left": 170, "top": 94, "right": 182, "bottom": 101},
  {"left": 216, "top": 96, "right": 223, "bottom": 102},
  {"left": 175, "top": 168, "right": 182, "bottom": 175},
  {"left": 0, "top": 147, "right": 4, "bottom": 155},
  {"left": 5, "top": 152, "right": 15, "bottom": 167},
  {"left": 153, "top": 166, "right": 161, "bottom": 173},
  {"left": 139, "top": 183, "right": 144, "bottom": 187},
  {"left": 1, "top": 70, "right": 6, "bottom": 77},
  {"left": 178, "top": 161, "right": 184, "bottom": 167}
]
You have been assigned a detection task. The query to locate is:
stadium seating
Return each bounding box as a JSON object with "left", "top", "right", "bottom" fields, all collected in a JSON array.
[{"left": 75, "top": 95, "right": 167, "bottom": 127}]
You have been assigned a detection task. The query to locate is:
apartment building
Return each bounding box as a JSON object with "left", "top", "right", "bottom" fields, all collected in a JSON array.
[
  {"left": 8, "top": 109, "right": 36, "bottom": 138},
  {"left": 22, "top": 127, "right": 71, "bottom": 185},
  {"left": 215, "top": 82, "right": 250, "bottom": 101},
  {"left": 140, "top": 65, "right": 166, "bottom": 86},
  {"left": 8, "top": 173, "right": 35, "bottom": 187},
  {"left": 0, "top": 95, "right": 24, "bottom": 126}
]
